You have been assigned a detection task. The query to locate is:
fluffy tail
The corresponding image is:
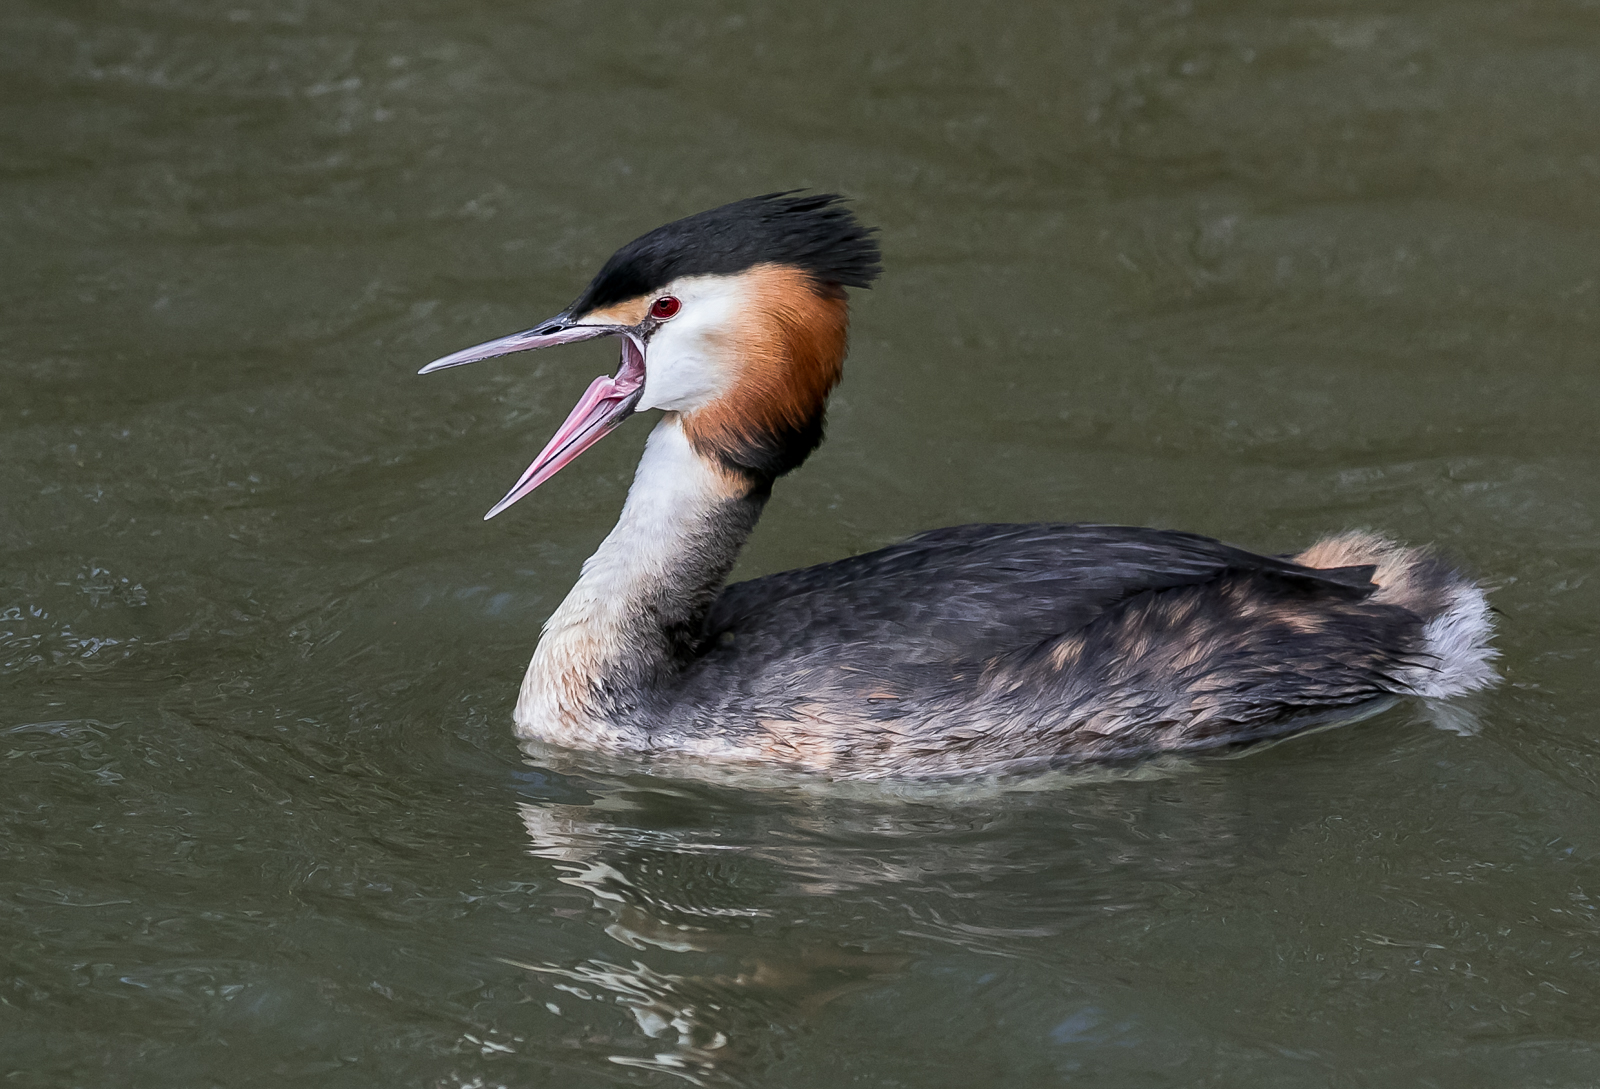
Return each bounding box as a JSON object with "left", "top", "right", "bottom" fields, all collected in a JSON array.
[{"left": 1295, "top": 531, "right": 1500, "bottom": 699}]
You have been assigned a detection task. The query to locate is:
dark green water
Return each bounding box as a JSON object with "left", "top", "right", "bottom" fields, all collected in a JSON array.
[{"left": 5, "top": 1, "right": 1600, "bottom": 1085}]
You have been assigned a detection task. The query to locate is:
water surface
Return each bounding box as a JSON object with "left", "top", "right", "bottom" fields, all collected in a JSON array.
[{"left": 4, "top": 1, "right": 1600, "bottom": 1085}]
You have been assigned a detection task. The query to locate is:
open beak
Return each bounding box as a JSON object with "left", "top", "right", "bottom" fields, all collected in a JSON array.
[{"left": 418, "top": 316, "right": 647, "bottom": 519}]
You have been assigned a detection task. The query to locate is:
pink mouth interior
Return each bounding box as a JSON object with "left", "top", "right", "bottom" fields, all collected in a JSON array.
[{"left": 484, "top": 336, "right": 647, "bottom": 519}]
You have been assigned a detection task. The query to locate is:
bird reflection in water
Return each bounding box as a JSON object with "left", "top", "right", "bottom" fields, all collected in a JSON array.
[
  {"left": 491, "top": 714, "right": 1441, "bottom": 1083},
  {"left": 501, "top": 751, "right": 913, "bottom": 1085}
]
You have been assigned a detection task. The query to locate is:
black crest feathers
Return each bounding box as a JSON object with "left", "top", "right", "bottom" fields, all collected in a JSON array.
[{"left": 569, "top": 192, "right": 882, "bottom": 315}]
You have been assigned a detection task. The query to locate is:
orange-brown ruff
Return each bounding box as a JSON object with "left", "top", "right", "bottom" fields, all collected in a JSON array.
[
  {"left": 420, "top": 193, "right": 1500, "bottom": 780},
  {"left": 681, "top": 265, "right": 849, "bottom": 475}
]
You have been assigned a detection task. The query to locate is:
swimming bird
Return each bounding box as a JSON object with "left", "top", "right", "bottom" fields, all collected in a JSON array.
[{"left": 419, "top": 193, "right": 1498, "bottom": 779}]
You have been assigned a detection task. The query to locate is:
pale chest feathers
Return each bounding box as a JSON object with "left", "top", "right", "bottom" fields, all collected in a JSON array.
[{"left": 513, "top": 417, "right": 749, "bottom": 748}]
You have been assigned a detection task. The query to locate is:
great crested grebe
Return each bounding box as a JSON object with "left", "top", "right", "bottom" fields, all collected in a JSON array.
[{"left": 420, "top": 193, "right": 1499, "bottom": 779}]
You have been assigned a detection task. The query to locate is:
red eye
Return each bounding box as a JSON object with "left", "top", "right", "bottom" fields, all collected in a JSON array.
[{"left": 649, "top": 295, "right": 681, "bottom": 320}]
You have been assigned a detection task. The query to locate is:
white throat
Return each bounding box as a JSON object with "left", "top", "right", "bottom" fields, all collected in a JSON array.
[{"left": 513, "top": 415, "right": 749, "bottom": 749}]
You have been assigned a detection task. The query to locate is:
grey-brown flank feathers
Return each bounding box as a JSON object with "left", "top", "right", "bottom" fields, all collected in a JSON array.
[{"left": 626, "top": 523, "right": 1492, "bottom": 778}]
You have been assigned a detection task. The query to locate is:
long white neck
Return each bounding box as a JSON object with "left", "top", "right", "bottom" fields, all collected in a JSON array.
[{"left": 513, "top": 415, "right": 763, "bottom": 749}]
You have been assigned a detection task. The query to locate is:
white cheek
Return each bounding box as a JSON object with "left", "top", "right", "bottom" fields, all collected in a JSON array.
[
  {"left": 635, "top": 282, "right": 743, "bottom": 412},
  {"left": 637, "top": 328, "right": 725, "bottom": 411}
]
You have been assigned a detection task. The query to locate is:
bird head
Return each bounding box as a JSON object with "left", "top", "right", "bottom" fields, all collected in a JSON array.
[{"left": 420, "top": 192, "right": 881, "bottom": 518}]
